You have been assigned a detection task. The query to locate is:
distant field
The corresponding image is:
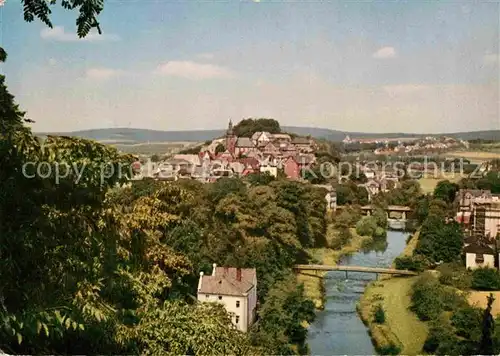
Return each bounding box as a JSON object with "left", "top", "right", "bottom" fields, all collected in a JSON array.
[
  {"left": 113, "top": 141, "right": 201, "bottom": 155},
  {"left": 444, "top": 150, "right": 500, "bottom": 163},
  {"left": 418, "top": 172, "right": 463, "bottom": 194}
]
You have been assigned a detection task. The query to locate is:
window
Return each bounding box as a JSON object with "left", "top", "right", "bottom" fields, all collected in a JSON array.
[
  {"left": 476, "top": 253, "right": 484, "bottom": 263},
  {"left": 218, "top": 296, "right": 222, "bottom": 300},
  {"left": 205, "top": 294, "right": 209, "bottom": 299},
  {"left": 236, "top": 301, "right": 240, "bottom": 308},
  {"left": 235, "top": 316, "right": 239, "bottom": 324}
]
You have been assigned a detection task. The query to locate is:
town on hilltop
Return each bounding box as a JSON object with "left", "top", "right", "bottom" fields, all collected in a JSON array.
[{"left": 135, "top": 119, "right": 319, "bottom": 182}]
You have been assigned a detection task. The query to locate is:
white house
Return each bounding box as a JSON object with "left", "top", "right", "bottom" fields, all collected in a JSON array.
[
  {"left": 251, "top": 131, "right": 272, "bottom": 146},
  {"left": 197, "top": 264, "right": 257, "bottom": 332},
  {"left": 464, "top": 244, "right": 496, "bottom": 270},
  {"left": 260, "top": 165, "right": 278, "bottom": 177}
]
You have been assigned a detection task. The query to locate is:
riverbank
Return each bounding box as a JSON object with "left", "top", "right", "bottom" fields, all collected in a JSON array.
[
  {"left": 297, "top": 226, "right": 372, "bottom": 309},
  {"left": 357, "top": 230, "right": 428, "bottom": 355}
]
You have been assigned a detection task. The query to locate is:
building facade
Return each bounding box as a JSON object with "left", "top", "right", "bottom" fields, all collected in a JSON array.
[{"left": 197, "top": 264, "right": 257, "bottom": 332}]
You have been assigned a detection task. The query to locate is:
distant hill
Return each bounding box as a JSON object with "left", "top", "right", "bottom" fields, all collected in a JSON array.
[{"left": 38, "top": 127, "right": 500, "bottom": 144}]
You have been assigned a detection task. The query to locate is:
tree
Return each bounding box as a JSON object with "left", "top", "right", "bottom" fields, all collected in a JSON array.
[
  {"left": 21, "top": 0, "right": 104, "bottom": 38},
  {"left": 415, "top": 216, "right": 463, "bottom": 263},
  {"left": 480, "top": 294, "right": 496, "bottom": 355},
  {"left": 355, "top": 216, "right": 378, "bottom": 237},
  {"left": 372, "top": 207, "right": 388, "bottom": 228},
  {"left": 215, "top": 143, "right": 225, "bottom": 154},
  {"left": 477, "top": 172, "right": 500, "bottom": 194},
  {"left": 254, "top": 276, "right": 315, "bottom": 354},
  {"left": 433, "top": 180, "right": 459, "bottom": 204},
  {"left": 126, "top": 301, "right": 253, "bottom": 355},
  {"left": 472, "top": 268, "right": 500, "bottom": 291},
  {"left": 233, "top": 118, "right": 281, "bottom": 137},
  {"left": 150, "top": 154, "right": 160, "bottom": 162},
  {"left": 373, "top": 304, "right": 386, "bottom": 324},
  {"left": 349, "top": 172, "right": 367, "bottom": 184},
  {"left": 246, "top": 172, "right": 275, "bottom": 186}
]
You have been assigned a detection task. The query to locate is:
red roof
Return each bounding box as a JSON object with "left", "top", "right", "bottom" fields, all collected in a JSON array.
[{"left": 236, "top": 157, "right": 260, "bottom": 169}]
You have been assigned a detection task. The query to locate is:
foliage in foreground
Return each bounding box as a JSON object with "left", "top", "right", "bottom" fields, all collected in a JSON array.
[
  {"left": 0, "top": 51, "right": 328, "bottom": 354},
  {"left": 411, "top": 273, "right": 500, "bottom": 355}
]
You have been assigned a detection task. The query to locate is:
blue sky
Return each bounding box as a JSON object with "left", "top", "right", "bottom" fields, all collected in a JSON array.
[{"left": 0, "top": 0, "right": 498, "bottom": 133}]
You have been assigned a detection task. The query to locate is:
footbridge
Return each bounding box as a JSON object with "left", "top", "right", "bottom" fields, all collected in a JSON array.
[
  {"left": 294, "top": 264, "right": 418, "bottom": 278},
  {"left": 361, "top": 205, "right": 412, "bottom": 219}
]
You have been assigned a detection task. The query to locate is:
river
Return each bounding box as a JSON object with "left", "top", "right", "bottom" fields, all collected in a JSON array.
[{"left": 307, "top": 230, "right": 410, "bottom": 355}]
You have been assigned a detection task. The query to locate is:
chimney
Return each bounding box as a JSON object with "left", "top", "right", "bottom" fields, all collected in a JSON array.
[
  {"left": 236, "top": 268, "right": 242, "bottom": 282},
  {"left": 212, "top": 263, "right": 217, "bottom": 276},
  {"left": 198, "top": 272, "right": 204, "bottom": 291}
]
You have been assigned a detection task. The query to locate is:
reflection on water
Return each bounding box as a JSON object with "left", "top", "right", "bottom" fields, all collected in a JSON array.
[
  {"left": 361, "top": 236, "right": 388, "bottom": 254},
  {"left": 307, "top": 230, "right": 410, "bottom": 356}
]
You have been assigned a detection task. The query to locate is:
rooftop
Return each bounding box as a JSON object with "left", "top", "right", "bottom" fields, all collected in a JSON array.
[
  {"left": 464, "top": 243, "right": 495, "bottom": 255},
  {"left": 236, "top": 137, "right": 255, "bottom": 148},
  {"left": 198, "top": 266, "right": 256, "bottom": 297}
]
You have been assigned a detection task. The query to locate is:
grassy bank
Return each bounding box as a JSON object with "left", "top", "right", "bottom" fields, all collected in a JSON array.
[
  {"left": 297, "top": 226, "right": 372, "bottom": 309},
  {"left": 358, "top": 277, "right": 428, "bottom": 355}
]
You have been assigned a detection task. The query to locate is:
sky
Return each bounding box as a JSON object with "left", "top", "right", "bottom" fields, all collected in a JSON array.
[{"left": 0, "top": 0, "right": 499, "bottom": 133}]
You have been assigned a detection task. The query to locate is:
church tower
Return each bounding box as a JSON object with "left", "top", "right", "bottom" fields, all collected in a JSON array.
[{"left": 225, "top": 119, "right": 237, "bottom": 156}]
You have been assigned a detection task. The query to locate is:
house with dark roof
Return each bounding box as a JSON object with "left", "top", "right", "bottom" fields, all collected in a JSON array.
[
  {"left": 291, "top": 137, "right": 314, "bottom": 152},
  {"left": 235, "top": 137, "right": 256, "bottom": 156},
  {"left": 197, "top": 264, "right": 257, "bottom": 332},
  {"left": 464, "top": 243, "right": 496, "bottom": 270}
]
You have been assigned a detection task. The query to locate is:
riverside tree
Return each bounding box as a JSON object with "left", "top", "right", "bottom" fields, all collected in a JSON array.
[{"left": 21, "top": 0, "right": 104, "bottom": 38}]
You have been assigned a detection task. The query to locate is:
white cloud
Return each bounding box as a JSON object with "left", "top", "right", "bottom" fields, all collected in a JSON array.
[
  {"left": 48, "top": 58, "right": 57, "bottom": 66},
  {"left": 86, "top": 68, "right": 123, "bottom": 80},
  {"left": 155, "top": 61, "right": 235, "bottom": 80},
  {"left": 372, "top": 46, "right": 397, "bottom": 59},
  {"left": 483, "top": 53, "right": 499, "bottom": 65},
  {"left": 40, "top": 26, "right": 119, "bottom": 42}
]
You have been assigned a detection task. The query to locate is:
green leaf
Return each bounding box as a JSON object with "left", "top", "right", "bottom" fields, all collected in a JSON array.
[
  {"left": 43, "top": 323, "right": 49, "bottom": 337},
  {"left": 17, "top": 333, "right": 22, "bottom": 344}
]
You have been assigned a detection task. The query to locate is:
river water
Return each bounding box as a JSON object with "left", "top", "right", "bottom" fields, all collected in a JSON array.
[{"left": 307, "top": 230, "right": 410, "bottom": 355}]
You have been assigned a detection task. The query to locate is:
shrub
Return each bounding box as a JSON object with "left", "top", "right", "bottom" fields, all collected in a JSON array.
[
  {"left": 334, "top": 207, "right": 361, "bottom": 227},
  {"left": 330, "top": 227, "right": 352, "bottom": 249},
  {"left": 374, "top": 226, "right": 387, "bottom": 238},
  {"left": 471, "top": 267, "right": 500, "bottom": 291},
  {"left": 373, "top": 304, "right": 385, "bottom": 324},
  {"left": 356, "top": 216, "right": 378, "bottom": 237},
  {"left": 376, "top": 343, "right": 401, "bottom": 355},
  {"left": 440, "top": 287, "right": 467, "bottom": 311},
  {"left": 423, "top": 320, "right": 455, "bottom": 354},
  {"left": 410, "top": 273, "right": 443, "bottom": 321},
  {"left": 450, "top": 306, "right": 482, "bottom": 339},
  {"left": 372, "top": 207, "right": 388, "bottom": 228},
  {"left": 394, "top": 255, "right": 427, "bottom": 272},
  {"left": 437, "top": 262, "right": 472, "bottom": 290}
]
